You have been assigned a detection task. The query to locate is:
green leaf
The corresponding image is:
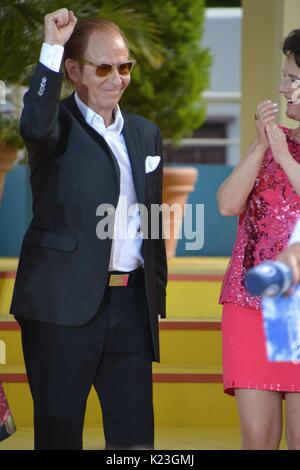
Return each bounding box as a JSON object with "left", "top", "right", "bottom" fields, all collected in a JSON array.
[{"left": 0, "top": 0, "right": 211, "bottom": 141}]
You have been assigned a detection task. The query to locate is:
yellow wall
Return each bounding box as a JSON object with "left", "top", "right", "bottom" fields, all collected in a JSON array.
[{"left": 241, "top": 0, "right": 300, "bottom": 156}]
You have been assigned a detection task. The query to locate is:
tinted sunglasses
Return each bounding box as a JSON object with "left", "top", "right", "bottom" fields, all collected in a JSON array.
[{"left": 80, "top": 59, "right": 136, "bottom": 77}]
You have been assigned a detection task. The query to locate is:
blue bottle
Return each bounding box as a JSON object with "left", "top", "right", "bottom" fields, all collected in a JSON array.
[{"left": 245, "top": 261, "right": 293, "bottom": 297}]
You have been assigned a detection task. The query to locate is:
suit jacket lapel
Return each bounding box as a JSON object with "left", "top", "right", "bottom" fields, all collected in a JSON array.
[
  {"left": 62, "top": 96, "right": 146, "bottom": 205},
  {"left": 122, "top": 113, "right": 146, "bottom": 206},
  {"left": 62, "top": 94, "right": 121, "bottom": 187}
]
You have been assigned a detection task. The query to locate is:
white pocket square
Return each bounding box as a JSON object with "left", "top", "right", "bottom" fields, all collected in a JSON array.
[{"left": 145, "top": 155, "right": 161, "bottom": 173}]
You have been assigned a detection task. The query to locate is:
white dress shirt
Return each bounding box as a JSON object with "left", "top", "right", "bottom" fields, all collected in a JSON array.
[{"left": 39, "top": 43, "right": 144, "bottom": 272}]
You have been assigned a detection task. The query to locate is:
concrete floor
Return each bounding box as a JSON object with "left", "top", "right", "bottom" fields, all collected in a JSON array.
[{"left": 0, "top": 427, "right": 288, "bottom": 450}]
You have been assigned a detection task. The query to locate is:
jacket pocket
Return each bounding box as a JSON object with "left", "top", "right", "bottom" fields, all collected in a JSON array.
[{"left": 23, "top": 227, "right": 77, "bottom": 252}]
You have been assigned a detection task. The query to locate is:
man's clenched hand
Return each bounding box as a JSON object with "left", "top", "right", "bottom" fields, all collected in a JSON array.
[{"left": 44, "top": 8, "right": 77, "bottom": 46}]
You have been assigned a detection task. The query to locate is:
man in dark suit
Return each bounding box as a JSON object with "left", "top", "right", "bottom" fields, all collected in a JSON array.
[{"left": 10, "top": 8, "right": 167, "bottom": 450}]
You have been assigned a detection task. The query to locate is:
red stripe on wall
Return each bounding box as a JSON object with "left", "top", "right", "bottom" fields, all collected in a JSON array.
[
  {"left": 0, "top": 322, "right": 20, "bottom": 331},
  {"left": 0, "top": 373, "right": 222, "bottom": 384},
  {"left": 0, "top": 272, "right": 16, "bottom": 279},
  {"left": 153, "top": 373, "right": 222, "bottom": 383},
  {"left": 0, "top": 374, "right": 28, "bottom": 383},
  {"left": 160, "top": 321, "right": 220, "bottom": 331},
  {"left": 0, "top": 321, "right": 221, "bottom": 332}
]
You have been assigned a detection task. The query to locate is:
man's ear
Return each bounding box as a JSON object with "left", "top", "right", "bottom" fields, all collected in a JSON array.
[{"left": 64, "top": 59, "right": 80, "bottom": 84}]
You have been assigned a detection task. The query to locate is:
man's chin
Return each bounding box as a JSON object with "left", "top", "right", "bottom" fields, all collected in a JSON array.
[{"left": 102, "top": 99, "right": 121, "bottom": 109}]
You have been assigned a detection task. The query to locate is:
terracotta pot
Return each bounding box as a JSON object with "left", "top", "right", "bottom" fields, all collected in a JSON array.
[
  {"left": 162, "top": 167, "right": 198, "bottom": 258},
  {"left": 0, "top": 143, "right": 18, "bottom": 203}
]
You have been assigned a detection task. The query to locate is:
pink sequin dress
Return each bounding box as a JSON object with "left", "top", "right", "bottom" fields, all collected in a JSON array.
[
  {"left": 0, "top": 381, "right": 16, "bottom": 442},
  {"left": 220, "top": 127, "right": 300, "bottom": 395}
]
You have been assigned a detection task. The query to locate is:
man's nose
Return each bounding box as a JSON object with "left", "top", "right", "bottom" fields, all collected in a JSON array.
[{"left": 108, "top": 67, "right": 123, "bottom": 83}]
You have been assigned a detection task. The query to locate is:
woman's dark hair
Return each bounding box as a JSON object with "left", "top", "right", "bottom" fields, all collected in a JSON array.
[
  {"left": 282, "top": 29, "right": 300, "bottom": 67},
  {"left": 64, "top": 18, "right": 129, "bottom": 80}
]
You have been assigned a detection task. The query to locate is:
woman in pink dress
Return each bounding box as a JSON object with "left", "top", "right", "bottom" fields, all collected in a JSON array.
[
  {"left": 0, "top": 382, "right": 16, "bottom": 442},
  {"left": 218, "top": 29, "right": 300, "bottom": 450}
]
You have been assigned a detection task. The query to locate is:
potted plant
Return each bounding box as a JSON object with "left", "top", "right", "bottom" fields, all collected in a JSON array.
[
  {"left": 0, "top": 114, "right": 24, "bottom": 203},
  {"left": 120, "top": 1, "right": 210, "bottom": 257}
]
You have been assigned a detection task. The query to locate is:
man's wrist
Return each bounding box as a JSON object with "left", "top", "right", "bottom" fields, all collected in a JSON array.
[
  {"left": 39, "top": 42, "right": 64, "bottom": 72},
  {"left": 44, "top": 39, "right": 65, "bottom": 47}
]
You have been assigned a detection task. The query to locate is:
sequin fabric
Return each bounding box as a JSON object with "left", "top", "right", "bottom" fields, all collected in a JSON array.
[
  {"left": 0, "top": 381, "right": 16, "bottom": 442},
  {"left": 220, "top": 126, "right": 300, "bottom": 309}
]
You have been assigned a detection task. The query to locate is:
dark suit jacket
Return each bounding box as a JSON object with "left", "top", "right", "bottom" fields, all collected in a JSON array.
[{"left": 10, "top": 62, "right": 167, "bottom": 361}]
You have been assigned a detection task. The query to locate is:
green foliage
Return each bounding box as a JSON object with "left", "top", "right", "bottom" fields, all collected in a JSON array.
[
  {"left": 0, "top": 0, "right": 163, "bottom": 83},
  {"left": 97, "top": 1, "right": 164, "bottom": 69},
  {"left": 122, "top": 0, "right": 211, "bottom": 140},
  {"left": 0, "top": 0, "right": 100, "bottom": 84},
  {"left": 0, "top": 0, "right": 211, "bottom": 141},
  {"left": 0, "top": 114, "right": 23, "bottom": 148}
]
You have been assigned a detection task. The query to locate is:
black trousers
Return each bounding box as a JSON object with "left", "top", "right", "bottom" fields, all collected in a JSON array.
[{"left": 17, "top": 279, "right": 154, "bottom": 450}]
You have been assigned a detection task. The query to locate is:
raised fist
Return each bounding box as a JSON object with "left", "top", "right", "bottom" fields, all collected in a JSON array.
[{"left": 44, "top": 8, "right": 77, "bottom": 46}]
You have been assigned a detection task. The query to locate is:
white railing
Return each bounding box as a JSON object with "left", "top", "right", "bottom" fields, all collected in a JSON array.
[
  {"left": 171, "top": 90, "right": 241, "bottom": 150},
  {"left": 203, "top": 91, "right": 241, "bottom": 103},
  {"left": 179, "top": 138, "right": 240, "bottom": 147}
]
